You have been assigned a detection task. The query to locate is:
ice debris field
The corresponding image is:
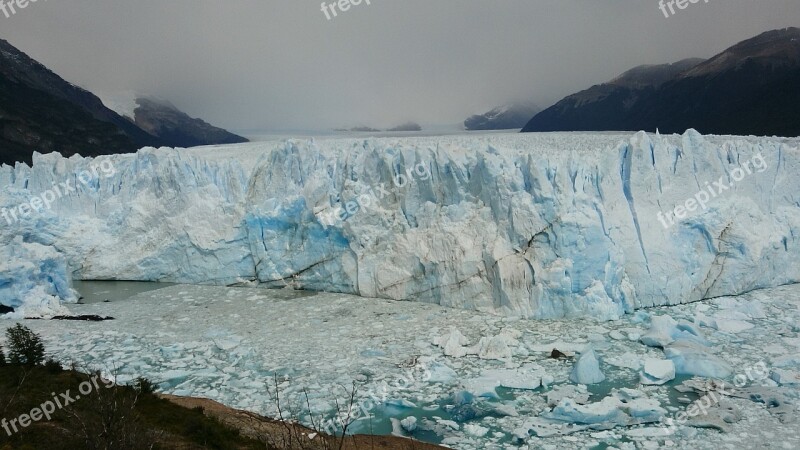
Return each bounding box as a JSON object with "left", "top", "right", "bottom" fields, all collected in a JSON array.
[{"left": 5, "top": 282, "right": 800, "bottom": 449}]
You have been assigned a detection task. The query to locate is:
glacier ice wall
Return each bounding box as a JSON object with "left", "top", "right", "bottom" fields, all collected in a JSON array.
[
  {"left": 0, "top": 236, "right": 76, "bottom": 318},
  {"left": 1, "top": 131, "right": 798, "bottom": 320}
]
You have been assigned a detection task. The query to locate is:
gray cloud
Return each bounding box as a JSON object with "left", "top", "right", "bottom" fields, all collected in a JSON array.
[{"left": 1, "top": 0, "right": 799, "bottom": 131}]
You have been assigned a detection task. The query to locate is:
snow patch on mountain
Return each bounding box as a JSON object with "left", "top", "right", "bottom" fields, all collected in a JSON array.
[{"left": 97, "top": 90, "right": 139, "bottom": 120}]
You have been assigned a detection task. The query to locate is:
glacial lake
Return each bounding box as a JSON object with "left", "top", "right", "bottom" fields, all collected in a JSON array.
[{"left": 72, "top": 280, "right": 178, "bottom": 304}]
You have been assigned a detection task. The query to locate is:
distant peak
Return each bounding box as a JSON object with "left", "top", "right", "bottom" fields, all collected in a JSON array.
[
  {"left": 681, "top": 27, "right": 800, "bottom": 78},
  {"left": 609, "top": 58, "right": 705, "bottom": 88}
]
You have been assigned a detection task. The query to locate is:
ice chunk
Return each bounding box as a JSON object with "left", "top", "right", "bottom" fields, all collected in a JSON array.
[
  {"left": 570, "top": 349, "right": 606, "bottom": 384},
  {"left": 713, "top": 317, "right": 754, "bottom": 333},
  {"left": 426, "top": 361, "right": 458, "bottom": 384},
  {"left": 400, "top": 416, "right": 417, "bottom": 433},
  {"left": 547, "top": 396, "right": 628, "bottom": 426},
  {"left": 463, "top": 367, "right": 543, "bottom": 397},
  {"left": 463, "top": 423, "right": 490, "bottom": 437},
  {"left": 640, "top": 315, "right": 708, "bottom": 348},
  {"left": 664, "top": 341, "right": 732, "bottom": 378},
  {"left": 534, "top": 389, "right": 666, "bottom": 437},
  {"left": 547, "top": 384, "right": 591, "bottom": 407},
  {"left": 605, "top": 352, "right": 643, "bottom": 370},
  {"left": 471, "top": 329, "right": 520, "bottom": 360},
  {"left": 432, "top": 328, "right": 471, "bottom": 357},
  {"left": 640, "top": 358, "right": 676, "bottom": 385},
  {"left": 626, "top": 397, "right": 667, "bottom": 423}
]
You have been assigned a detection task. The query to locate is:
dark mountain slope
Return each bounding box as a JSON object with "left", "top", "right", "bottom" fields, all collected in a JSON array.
[
  {"left": 0, "top": 74, "right": 139, "bottom": 166},
  {"left": 465, "top": 103, "right": 541, "bottom": 130},
  {"left": 0, "top": 39, "right": 163, "bottom": 166},
  {"left": 131, "top": 97, "right": 248, "bottom": 148},
  {"left": 523, "top": 28, "right": 800, "bottom": 137},
  {"left": 522, "top": 58, "right": 705, "bottom": 133}
]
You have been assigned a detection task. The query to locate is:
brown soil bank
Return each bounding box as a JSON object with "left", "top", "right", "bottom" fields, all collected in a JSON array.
[{"left": 162, "top": 394, "right": 447, "bottom": 450}]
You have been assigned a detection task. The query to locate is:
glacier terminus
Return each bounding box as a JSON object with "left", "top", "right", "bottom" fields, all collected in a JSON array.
[{"left": 1, "top": 130, "right": 798, "bottom": 320}]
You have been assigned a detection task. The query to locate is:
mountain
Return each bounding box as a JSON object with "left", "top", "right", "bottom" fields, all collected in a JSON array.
[
  {"left": 521, "top": 58, "right": 704, "bottom": 133},
  {"left": 334, "top": 126, "right": 381, "bottom": 132},
  {"left": 387, "top": 122, "right": 422, "bottom": 132},
  {"left": 103, "top": 95, "right": 248, "bottom": 148},
  {"left": 0, "top": 40, "right": 163, "bottom": 166},
  {"left": 334, "top": 123, "right": 422, "bottom": 132},
  {"left": 464, "top": 102, "right": 540, "bottom": 130},
  {"left": 607, "top": 58, "right": 706, "bottom": 89},
  {"left": 522, "top": 28, "right": 800, "bottom": 137},
  {"left": 0, "top": 40, "right": 248, "bottom": 167}
]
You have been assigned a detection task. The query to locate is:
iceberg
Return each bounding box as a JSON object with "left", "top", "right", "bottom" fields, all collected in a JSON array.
[
  {"left": 640, "top": 358, "right": 676, "bottom": 385},
  {"left": 569, "top": 349, "right": 606, "bottom": 385},
  {"left": 1, "top": 131, "right": 798, "bottom": 319},
  {"left": 664, "top": 340, "right": 733, "bottom": 378}
]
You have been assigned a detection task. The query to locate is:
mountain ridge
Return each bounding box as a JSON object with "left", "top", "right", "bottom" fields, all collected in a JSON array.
[
  {"left": 465, "top": 102, "right": 540, "bottom": 130},
  {"left": 0, "top": 40, "right": 247, "bottom": 167},
  {"left": 522, "top": 28, "right": 800, "bottom": 137}
]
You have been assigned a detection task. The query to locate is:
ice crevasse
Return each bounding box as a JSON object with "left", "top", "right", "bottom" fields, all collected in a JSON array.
[{"left": 0, "top": 130, "right": 798, "bottom": 320}]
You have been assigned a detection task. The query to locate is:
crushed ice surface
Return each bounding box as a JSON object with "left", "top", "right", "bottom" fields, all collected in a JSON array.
[{"left": 2, "top": 282, "right": 798, "bottom": 449}]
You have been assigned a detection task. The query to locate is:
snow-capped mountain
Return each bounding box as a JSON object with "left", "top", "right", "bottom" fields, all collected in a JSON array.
[
  {"left": 100, "top": 93, "right": 248, "bottom": 148},
  {"left": 464, "top": 103, "right": 540, "bottom": 130},
  {"left": 0, "top": 40, "right": 162, "bottom": 167},
  {"left": 2, "top": 131, "right": 798, "bottom": 320},
  {"left": 0, "top": 39, "right": 247, "bottom": 167}
]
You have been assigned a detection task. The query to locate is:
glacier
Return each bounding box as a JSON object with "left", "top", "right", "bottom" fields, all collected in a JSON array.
[{"left": 1, "top": 130, "right": 798, "bottom": 319}]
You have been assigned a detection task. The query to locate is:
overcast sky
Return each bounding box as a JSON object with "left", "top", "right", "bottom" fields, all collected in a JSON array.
[{"left": 1, "top": 0, "right": 798, "bottom": 131}]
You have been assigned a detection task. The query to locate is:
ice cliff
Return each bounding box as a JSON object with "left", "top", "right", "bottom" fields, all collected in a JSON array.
[{"left": 1, "top": 130, "right": 798, "bottom": 319}]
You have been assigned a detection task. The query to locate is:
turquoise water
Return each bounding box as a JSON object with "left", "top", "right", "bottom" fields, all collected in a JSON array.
[{"left": 345, "top": 374, "right": 704, "bottom": 444}]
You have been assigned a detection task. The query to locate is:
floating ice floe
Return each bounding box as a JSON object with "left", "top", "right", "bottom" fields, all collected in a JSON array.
[
  {"left": 517, "top": 389, "right": 667, "bottom": 438},
  {"left": 664, "top": 340, "right": 732, "bottom": 378},
  {"left": 462, "top": 366, "right": 546, "bottom": 398},
  {"left": 640, "top": 358, "right": 676, "bottom": 385},
  {"left": 638, "top": 314, "right": 732, "bottom": 378},
  {"left": 400, "top": 416, "right": 417, "bottom": 433},
  {"left": 546, "top": 384, "right": 591, "bottom": 407},
  {"left": 432, "top": 327, "right": 522, "bottom": 360},
  {"left": 639, "top": 315, "right": 708, "bottom": 348},
  {"left": 433, "top": 327, "right": 471, "bottom": 358}
]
